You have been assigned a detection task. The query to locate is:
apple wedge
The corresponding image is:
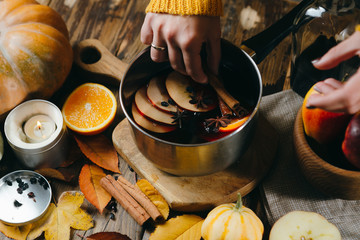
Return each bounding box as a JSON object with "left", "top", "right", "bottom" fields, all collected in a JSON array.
[
  {"left": 165, "top": 71, "right": 217, "bottom": 112},
  {"left": 131, "top": 102, "right": 176, "bottom": 133},
  {"left": 135, "top": 86, "right": 176, "bottom": 125},
  {"left": 147, "top": 75, "right": 177, "bottom": 113},
  {"left": 269, "top": 211, "right": 341, "bottom": 240}
]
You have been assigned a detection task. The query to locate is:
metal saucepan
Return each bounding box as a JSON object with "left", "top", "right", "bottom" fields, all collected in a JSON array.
[{"left": 74, "top": 0, "right": 313, "bottom": 176}]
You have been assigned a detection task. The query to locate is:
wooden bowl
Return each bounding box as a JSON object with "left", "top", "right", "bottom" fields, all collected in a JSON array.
[{"left": 293, "top": 108, "right": 360, "bottom": 200}]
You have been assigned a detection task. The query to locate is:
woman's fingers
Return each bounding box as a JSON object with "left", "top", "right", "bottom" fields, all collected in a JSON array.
[
  {"left": 167, "top": 41, "right": 186, "bottom": 75},
  {"left": 150, "top": 38, "right": 168, "bottom": 62},
  {"left": 140, "top": 14, "right": 153, "bottom": 45},
  {"left": 313, "top": 31, "right": 360, "bottom": 70},
  {"left": 206, "top": 36, "right": 221, "bottom": 76},
  {"left": 307, "top": 85, "right": 347, "bottom": 112},
  {"left": 140, "top": 13, "right": 221, "bottom": 83},
  {"left": 142, "top": 13, "right": 169, "bottom": 63},
  {"left": 182, "top": 48, "right": 207, "bottom": 83},
  {"left": 313, "top": 78, "right": 342, "bottom": 94},
  {"left": 307, "top": 70, "right": 360, "bottom": 114}
]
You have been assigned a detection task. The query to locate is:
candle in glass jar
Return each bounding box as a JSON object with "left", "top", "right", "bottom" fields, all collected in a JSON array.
[{"left": 23, "top": 115, "right": 56, "bottom": 143}]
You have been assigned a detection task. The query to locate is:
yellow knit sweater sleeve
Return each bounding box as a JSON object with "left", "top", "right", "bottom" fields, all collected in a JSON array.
[
  {"left": 145, "top": 0, "right": 223, "bottom": 16},
  {"left": 356, "top": 24, "right": 360, "bottom": 32}
]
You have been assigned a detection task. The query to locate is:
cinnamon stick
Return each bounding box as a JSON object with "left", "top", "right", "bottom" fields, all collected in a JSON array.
[
  {"left": 218, "top": 96, "right": 233, "bottom": 117},
  {"left": 100, "top": 175, "right": 150, "bottom": 225},
  {"left": 208, "top": 73, "right": 248, "bottom": 117},
  {"left": 116, "top": 176, "right": 162, "bottom": 221}
]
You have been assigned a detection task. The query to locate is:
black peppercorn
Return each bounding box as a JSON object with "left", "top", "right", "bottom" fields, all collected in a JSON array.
[
  {"left": 42, "top": 182, "right": 49, "bottom": 190},
  {"left": 30, "top": 177, "right": 37, "bottom": 184},
  {"left": 17, "top": 188, "right": 23, "bottom": 194},
  {"left": 161, "top": 101, "right": 169, "bottom": 107},
  {"left": 14, "top": 200, "right": 22, "bottom": 207},
  {"left": 38, "top": 177, "right": 45, "bottom": 185},
  {"left": 21, "top": 183, "right": 29, "bottom": 191},
  {"left": 168, "top": 98, "right": 176, "bottom": 106},
  {"left": 186, "top": 86, "right": 194, "bottom": 93}
]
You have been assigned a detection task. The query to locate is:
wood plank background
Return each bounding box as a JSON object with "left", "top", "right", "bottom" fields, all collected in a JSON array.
[
  {"left": 0, "top": 0, "right": 299, "bottom": 239},
  {"left": 44, "top": 0, "right": 297, "bottom": 94}
]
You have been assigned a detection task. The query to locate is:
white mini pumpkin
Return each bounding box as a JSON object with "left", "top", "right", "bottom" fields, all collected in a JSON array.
[{"left": 201, "top": 193, "right": 264, "bottom": 240}]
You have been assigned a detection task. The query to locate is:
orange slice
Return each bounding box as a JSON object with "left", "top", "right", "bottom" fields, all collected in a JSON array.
[
  {"left": 62, "top": 83, "right": 117, "bottom": 135},
  {"left": 219, "top": 115, "right": 250, "bottom": 132}
]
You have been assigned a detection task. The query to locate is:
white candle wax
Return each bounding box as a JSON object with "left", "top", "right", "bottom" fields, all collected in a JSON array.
[{"left": 24, "top": 115, "right": 56, "bottom": 143}]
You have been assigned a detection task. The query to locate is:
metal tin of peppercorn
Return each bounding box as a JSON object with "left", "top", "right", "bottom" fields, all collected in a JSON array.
[{"left": 0, "top": 170, "right": 52, "bottom": 226}]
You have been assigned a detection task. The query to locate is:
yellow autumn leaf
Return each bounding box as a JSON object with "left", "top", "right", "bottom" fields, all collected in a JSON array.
[
  {"left": 27, "top": 204, "right": 56, "bottom": 240},
  {"left": 27, "top": 191, "right": 93, "bottom": 240},
  {"left": 149, "top": 214, "right": 204, "bottom": 240},
  {"left": 136, "top": 179, "right": 170, "bottom": 220},
  {"left": 0, "top": 222, "right": 32, "bottom": 240}
]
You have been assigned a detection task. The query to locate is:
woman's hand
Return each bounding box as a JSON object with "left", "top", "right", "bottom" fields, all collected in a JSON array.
[
  {"left": 307, "top": 31, "right": 360, "bottom": 114},
  {"left": 141, "top": 12, "right": 221, "bottom": 84}
]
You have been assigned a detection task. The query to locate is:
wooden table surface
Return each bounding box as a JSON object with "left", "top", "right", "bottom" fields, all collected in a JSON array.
[{"left": 0, "top": 0, "right": 299, "bottom": 239}]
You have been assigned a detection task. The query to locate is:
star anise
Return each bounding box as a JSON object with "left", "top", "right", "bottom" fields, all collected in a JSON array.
[
  {"left": 189, "top": 90, "right": 213, "bottom": 109},
  {"left": 170, "top": 107, "right": 187, "bottom": 128},
  {"left": 205, "top": 115, "right": 231, "bottom": 132}
]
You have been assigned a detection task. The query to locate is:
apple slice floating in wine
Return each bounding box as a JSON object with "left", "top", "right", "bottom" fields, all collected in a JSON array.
[
  {"left": 135, "top": 86, "right": 176, "bottom": 125},
  {"left": 147, "top": 75, "right": 177, "bottom": 113},
  {"left": 131, "top": 102, "right": 176, "bottom": 133},
  {"left": 165, "top": 71, "right": 217, "bottom": 112}
]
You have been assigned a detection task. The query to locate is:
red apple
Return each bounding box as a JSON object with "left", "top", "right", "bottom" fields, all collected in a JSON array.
[
  {"left": 302, "top": 85, "right": 352, "bottom": 144},
  {"left": 342, "top": 112, "right": 360, "bottom": 169}
]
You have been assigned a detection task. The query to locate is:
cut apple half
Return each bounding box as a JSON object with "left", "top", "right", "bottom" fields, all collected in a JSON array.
[
  {"left": 269, "top": 211, "right": 341, "bottom": 240},
  {"left": 135, "top": 86, "right": 176, "bottom": 125},
  {"left": 219, "top": 115, "right": 250, "bottom": 132},
  {"left": 147, "top": 75, "right": 177, "bottom": 112},
  {"left": 165, "top": 71, "right": 217, "bottom": 112},
  {"left": 132, "top": 103, "right": 176, "bottom": 133}
]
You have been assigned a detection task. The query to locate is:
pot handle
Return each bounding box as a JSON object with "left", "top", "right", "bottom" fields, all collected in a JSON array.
[
  {"left": 73, "top": 39, "right": 128, "bottom": 86},
  {"left": 241, "top": 0, "right": 314, "bottom": 64}
]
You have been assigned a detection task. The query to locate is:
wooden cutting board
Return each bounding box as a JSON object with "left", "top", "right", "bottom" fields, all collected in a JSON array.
[
  {"left": 73, "top": 39, "right": 278, "bottom": 211},
  {"left": 112, "top": 114, "right": 278, "bottom": 212}
]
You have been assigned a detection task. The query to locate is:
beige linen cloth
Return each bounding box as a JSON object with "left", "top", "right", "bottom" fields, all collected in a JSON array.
[{"left": 259, "top": 90, "right": 360, "bottom": 239}]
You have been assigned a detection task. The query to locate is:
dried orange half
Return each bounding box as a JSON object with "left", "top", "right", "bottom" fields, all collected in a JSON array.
[{"left": 62, "top": 83, "right": 117, "bottom": 135}]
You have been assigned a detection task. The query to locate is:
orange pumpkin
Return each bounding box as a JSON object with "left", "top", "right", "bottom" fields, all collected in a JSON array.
[{"left": 0, "top": 0, "right": 73, "bottom": 117}]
